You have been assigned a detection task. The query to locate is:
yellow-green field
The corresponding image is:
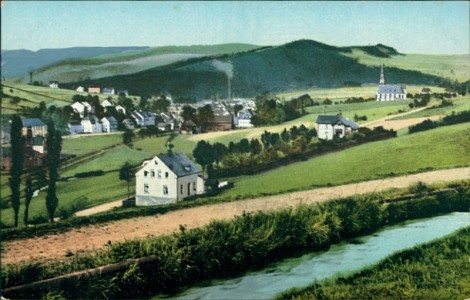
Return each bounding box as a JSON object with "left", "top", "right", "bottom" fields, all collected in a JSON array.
[
  {"left": 1, "top": 81, "right": 141, "bottom": 115},
  {"left": 278, "top": 85, "right": 446, "bottom": 101},
  {"left": 344, "top": 49, "right": 470, "bottom": 82}
]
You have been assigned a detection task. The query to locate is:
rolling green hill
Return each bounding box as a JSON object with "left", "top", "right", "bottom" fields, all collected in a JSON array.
[
  {"left": 62, "top": 40, "right": 448, "bottom": 99},
  {"left": 12, "top": 44, "right": 262, "bottom": 84}
]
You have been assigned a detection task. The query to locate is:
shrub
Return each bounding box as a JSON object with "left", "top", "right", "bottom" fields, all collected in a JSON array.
[
  {"left": 74, "top": 170, "right": 105, "bottom": 178},
  {"left": 408, "top": 119, "right": 438, "bottom": 134}
]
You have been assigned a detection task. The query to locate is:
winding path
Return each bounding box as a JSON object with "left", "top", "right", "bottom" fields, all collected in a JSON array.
[{"left": 2, "top": 167, "right": 469, "bottom": 265}]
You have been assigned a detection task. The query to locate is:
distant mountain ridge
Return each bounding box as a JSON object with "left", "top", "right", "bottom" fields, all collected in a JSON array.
[
  {"left": 1, "top": 46, "right": 149, "bottom": 78},
  {"left": 62, "top": 40, "right": 444, "bottom": 99}
]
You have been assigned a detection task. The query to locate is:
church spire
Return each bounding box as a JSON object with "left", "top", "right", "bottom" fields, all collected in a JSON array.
[{"left": 379, "top": 64, "right": 385, "bottom": 85}]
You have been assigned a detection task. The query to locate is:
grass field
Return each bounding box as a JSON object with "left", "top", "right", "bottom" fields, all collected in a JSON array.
[
  {"left": 62, "top": 133, "right": 123, "bottom": 155},
  {"left": 343, "top": 49, "right": 470, "bottom": 82},
  {"left": 389, "top": 95, "right": 470, "bottom": 120},
  {"left": 217, "top": 123, "right": 470, "bottom": 200},
  {"left": 1, "top": 81, "right": 141, "bottom": 115},
  {"left": 277, "top": 85, "right": 446, "bottom": 101}
]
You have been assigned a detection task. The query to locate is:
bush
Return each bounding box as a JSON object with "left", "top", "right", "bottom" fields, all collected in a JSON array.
[
  {"left": 408, "top": 119, "right": 438, "bottom": 134},
  {"left": 74, "top": 170, "right": 105, "bottom": 178}
]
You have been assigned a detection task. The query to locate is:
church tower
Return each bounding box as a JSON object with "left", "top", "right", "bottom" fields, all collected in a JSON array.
[{"left": 379, "top": 64, "right": 385, "bottom": 85}]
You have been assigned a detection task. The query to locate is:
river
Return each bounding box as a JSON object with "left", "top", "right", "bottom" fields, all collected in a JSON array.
[{"left": 153, "top": 212, "right": 469, "bottom": 300}]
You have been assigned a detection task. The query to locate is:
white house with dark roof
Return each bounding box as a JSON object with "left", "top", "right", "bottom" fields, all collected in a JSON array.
[
  {"left": 236, "top": 111, "right": 254, "bottom": 128},
  {"left": 71, "top": 101, "right": 92, "bottom": 118},
  {"left": 376, "top": 64, "right": 407, "bottom": 101},
  {"left": 101, "top": 116, "right": 118, "bottom": 133},
  {"left": 316, "top": 115, "right": 359, "bottom": 140},
  {"left": 81, "top": 115, "right": 102, "bottom": 133},
  {"left": 135, "top": 152, "right": 205, "bottom": 206},
  {"left": 132, "top": 111, "right": 156, "bottom": 127}
]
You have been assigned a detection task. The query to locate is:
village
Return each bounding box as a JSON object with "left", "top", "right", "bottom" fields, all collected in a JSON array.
[{"left": 1, "top": 1, "right": 469, "bottom": 299}]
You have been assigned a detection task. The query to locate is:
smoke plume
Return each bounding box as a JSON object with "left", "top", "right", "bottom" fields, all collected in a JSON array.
[{"left": 212, "top": 60, "right": 233, "bottom": 79}]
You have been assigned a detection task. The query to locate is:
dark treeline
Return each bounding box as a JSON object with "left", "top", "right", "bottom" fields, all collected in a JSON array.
[
  {"left": 408, "top": 110, "right": 470, "bottom": 134},
  {"left": 2, "top": 181, "right": 468, "bottom": 299}
]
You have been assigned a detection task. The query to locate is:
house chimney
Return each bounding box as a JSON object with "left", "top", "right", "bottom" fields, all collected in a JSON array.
[{"left": 228, "top": 77, "right": 231, "bottom": 101}]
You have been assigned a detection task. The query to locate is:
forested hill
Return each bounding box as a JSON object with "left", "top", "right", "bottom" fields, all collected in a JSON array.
[{"left": 62, "top": 39, "right": 445, "bottom": 99}]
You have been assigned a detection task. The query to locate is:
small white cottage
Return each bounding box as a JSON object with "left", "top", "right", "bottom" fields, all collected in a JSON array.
[
  {"left": 316, "top": 114, "right": 359, "bottom": 140},
  {"left": 135, "top": 152, "right": 205, "bottom": 206}
]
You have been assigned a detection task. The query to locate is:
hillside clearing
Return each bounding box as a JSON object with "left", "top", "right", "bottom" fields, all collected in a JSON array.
[{"left": 2, "top": 167, "right": 469, "bottom": 265}]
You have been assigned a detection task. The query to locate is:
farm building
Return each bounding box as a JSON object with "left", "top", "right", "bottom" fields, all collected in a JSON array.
[
  {"left": 316, "top": 114, "right": 359, "bottom": 140},
  {"left": 135, "top": 152, "right": 205, "bottom": 206},
  {"left": 236, "top": 110, "right": 254, "bottom": 128},
  {"left": 102, "top": 87, "right": 115, "bottom": 95},
  {"left": 49, "top": 81, "right": 59, "bottom": 88},
  {"left": 21, "top": 118, "right": 47, "bottom": 137},
  {"left": 88, "top": 87, "right": 101, "bottom": 94},
  {"left": 376, "top": 64, "right": 407, "bottom": 101}
]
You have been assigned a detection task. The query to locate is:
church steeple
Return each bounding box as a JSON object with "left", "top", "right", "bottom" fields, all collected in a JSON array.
[{"left": 379, "top": 64, "right": 385, "bottom": 85}]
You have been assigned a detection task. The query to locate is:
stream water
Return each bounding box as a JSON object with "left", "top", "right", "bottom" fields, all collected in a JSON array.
[{"left": 155, "top": 212, "right": 469, "bottom": 300}]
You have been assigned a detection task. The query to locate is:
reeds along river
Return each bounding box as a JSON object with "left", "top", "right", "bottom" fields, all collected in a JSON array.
[{"left": 156, "top": 212, "right": 469, "bottom": 300}]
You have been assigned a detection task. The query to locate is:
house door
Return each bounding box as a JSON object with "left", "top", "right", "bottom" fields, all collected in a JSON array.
[{"left": 188, "top": 183, "right": 191, "bottom": 196}]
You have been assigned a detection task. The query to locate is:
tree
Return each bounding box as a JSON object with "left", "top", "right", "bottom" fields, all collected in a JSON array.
[
  {"left": 212, "top": 142, "right": 228, "bottom": 165},
  {"left": 181, "top": 105, "right": 197, "bottom": 122},
  {"left": 193, "top": 140, "right": 215, "bottom": 173},
  {"left": 9, "top": 114, "right": 24, "bottom": 227},
  {"left": 249, "top": 139, "right": 263, "bottom": 155},
  {"left": 123, "top": 129, "right": 135, "bottom": 145},
  {"left": 237, "top": 138, "right": 250, "bottom": 153},
  {"left": 119, "top": 162, "right": 133, "bottom": 200},
  {"left": 196, "top": 105, "right": 214, "bottom": 132},
  {"left": 46, "top": 119, "right": 62, "bottom": 222},
  {"left": 24, "top": 177, "right": 34, "bottom": 225},
  {"left": 233, "top": 104, "right": 244, "bottom": 115}
]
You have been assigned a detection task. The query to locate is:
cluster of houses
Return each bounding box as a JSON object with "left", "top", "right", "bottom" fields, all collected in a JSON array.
[{"left": 66, "top": 97, "right": 256, "bottom": 135}]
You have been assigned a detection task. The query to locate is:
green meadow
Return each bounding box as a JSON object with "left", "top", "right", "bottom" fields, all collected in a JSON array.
[
  {"left": 277, "top": 85, "right": 446, "bottom": 101},
  {"left": 62, "top": 133, "right": 123, "bottom": 156},
  {"left": 218, "top": 123, "right": 470, "bottom": 200},
  {"left": 390, "top": 95, "right": 470, "bottom": 120},
  {"left": 343, "top": 49, "right": 470, "bottom": 82}
]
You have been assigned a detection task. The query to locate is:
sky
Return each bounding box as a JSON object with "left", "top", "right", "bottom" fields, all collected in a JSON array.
[{"left": 1, "top": 1, "right": 469, "bottom": 55}]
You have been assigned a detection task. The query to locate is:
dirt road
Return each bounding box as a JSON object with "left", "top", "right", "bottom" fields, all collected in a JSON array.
[{"left": 2, "top": 167, "right": 469, "bottom": 265}]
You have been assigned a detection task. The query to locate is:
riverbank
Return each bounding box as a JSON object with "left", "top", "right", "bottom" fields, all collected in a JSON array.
[{"left": 2, "top": 181, "right": 469, "bottom": 299}]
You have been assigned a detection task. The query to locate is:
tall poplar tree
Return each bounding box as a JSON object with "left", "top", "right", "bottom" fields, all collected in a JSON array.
[
  {"left": 46, "top": 119, "right": 62, "bottom": 222},
  {"left": 9, "top": 115, "right": 24, "bottom": 227}
]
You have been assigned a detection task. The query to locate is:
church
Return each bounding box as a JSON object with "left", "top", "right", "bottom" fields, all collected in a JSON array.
[{"left": 376, "top": 64, "right": 407, "bottom": 101}]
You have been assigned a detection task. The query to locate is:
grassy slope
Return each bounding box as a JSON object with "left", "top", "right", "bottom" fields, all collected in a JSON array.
[
  {"left": 14, "top": 44, "right": 262, "bottom": 84},
  {"left": 343, "top": 49, "right": 470, "bottom": 82},
  {"left": 279, "top": 226, "right": 470, "bottom": 300},
  {"left": 277, "top": 85, "right": 446, "bottom": 101},
  {"left": 218, "top": 123, "right": 470, "bottom": 200},
  {"left": 0, "top": 146, "right": 152, "bottom": 226},
  {"left": 1, "top": 81, "right": 141, "bottom": 115},
  {"left": 390, "top": 95, "right": 470, "bottom": 120}
]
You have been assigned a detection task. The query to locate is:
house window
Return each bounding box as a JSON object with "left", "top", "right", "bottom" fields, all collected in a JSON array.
[
  {"left": 150, "top": 170, "right": 155, "bottom": 177},
  {"left": 154, "top": 160, "right": 158, "bottom": 165},
  {"left": 165, "top": 172, "right": 169, "bottom": 178},
  {"left": 144, "top": 171, "right": 148, "bottom": 177},
  {"left": 158, "top": 170, "right": 162, "bottom": 178},
  {"left": 163, "top": 185, "right": 168, "bottom": 195},
  {"left": 144, "top": 184, "right": 149, "bottom": 193},
  {"left": 180, "top": 184, "right": 183, "bottom": 194},
  {"left": 193, "top": 182, "right": 197, "bottom": 192}
]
